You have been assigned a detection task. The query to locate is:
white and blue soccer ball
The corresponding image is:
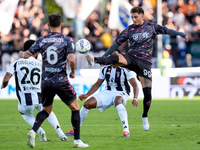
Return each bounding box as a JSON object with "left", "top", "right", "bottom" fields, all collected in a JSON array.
[{"left": 75, "top": 39, "right": 91, "bottom": 54}]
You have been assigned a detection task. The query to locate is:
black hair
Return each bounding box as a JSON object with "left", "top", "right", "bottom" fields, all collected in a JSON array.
[
  {"left": 48, "top": 13, "right": 62, "bottom": 27},
  {"left": 23, "top": 40, "right": 35, "bottom": 51},
  {"left": 130, "top": 6, "right": 144, "bottom": 15}
]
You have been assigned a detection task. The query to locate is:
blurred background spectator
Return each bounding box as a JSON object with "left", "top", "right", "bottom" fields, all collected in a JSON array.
[
  {"left": 0, "top": 0, "right": 200, "bottom": 71},
  {"left": 158, "top": 50, "right": 173, "bottom": 76}
]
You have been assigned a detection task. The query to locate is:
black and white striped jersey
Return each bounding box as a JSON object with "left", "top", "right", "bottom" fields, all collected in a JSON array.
[
  {"left": 7, "top": 57, "right": 42, "bottom": 106},
  {"left": 99, "top": 65, "right": 136, "bottom": 95}
]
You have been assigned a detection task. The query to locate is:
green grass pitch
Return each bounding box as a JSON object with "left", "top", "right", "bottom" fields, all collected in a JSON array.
[{"left": 0, "top": 98, "right": 200, "bottom": 150}]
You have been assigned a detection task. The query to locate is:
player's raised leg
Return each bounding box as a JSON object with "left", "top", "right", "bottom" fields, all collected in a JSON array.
[{"left": 85, "top": 54, "right": 119, "bottom": 67}]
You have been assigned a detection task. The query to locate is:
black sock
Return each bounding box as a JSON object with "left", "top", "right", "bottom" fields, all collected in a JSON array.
[
  {"left": 142, "top": 87, "right": 152, "bottom": 118},
  {"left": 71, "top": 110, "right": 80, "bottom": 140},
  {"left": 32, "top": 110, "right": 49, "bottom": 133},
  {"left": 94, "top": 55, "right": 119, "bottom": 65}
]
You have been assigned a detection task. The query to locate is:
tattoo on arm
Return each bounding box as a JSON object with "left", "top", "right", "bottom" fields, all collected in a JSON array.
[
  {"left": 70, "top": 61, "right": 76, "bottom": 73},
  {"left": 68, "top": 53, "right": 76, "bottom": 73},
  {"left": 2, "top": 73, "right": 12, "bottom": 88}
]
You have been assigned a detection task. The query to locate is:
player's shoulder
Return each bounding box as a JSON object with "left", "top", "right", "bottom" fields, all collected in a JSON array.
[
  {"left": 64, "top": 34, "right": 73, "bottom": 42},
  {"left": 144, "top": 22, "right": 157, "bottom": 27},
  {"left": 101, "top": 65, "right": 111, "bottom": 70},
  {"left": 128, "top": 24, "right": 135, "bottom": 28},
  {"left": 126, "top": 24, "right": 135, "bottom": 31},
  {"left": 37, "top": 35, "right": 45, "bottom": 41},
  {"left": 100, "top": 65, "right": 111, "bottom": 74},
  {"left": 119, "top": 67, "right": 136, "bottom": 76},
  {"left": 8, "top": 59, "right": 19, "bottom": 67}
]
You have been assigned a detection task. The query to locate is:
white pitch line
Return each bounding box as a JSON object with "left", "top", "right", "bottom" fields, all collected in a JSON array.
[{"left": 0, "top": 124, "right": 199, "bottom": 127}]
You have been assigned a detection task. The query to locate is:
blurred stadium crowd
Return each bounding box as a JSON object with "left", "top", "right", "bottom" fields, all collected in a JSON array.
[{"left": 0, "top": 0, "right": 200, "bottom": 70}]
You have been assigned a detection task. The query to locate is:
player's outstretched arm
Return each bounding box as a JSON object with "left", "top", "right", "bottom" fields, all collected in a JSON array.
[
  {"left": 129, "top": 78, "right": 139, "bottom": 108},
  {"left": 78, "top": 79, "right": 104, "bottom": 101},
  {"left": 1, "top": 72, "right": 13, "bottom": 89},
  {"left": 166, "top": 29, "right": 189, "bottom": 42}
]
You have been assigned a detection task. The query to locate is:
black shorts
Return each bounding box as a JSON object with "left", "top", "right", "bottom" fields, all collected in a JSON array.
[
  {"left": 41, "top": 81, "right": 77, "bottom": 107},
  {"left": 122, "top": 53, "right": 152, "bottom": 81}
]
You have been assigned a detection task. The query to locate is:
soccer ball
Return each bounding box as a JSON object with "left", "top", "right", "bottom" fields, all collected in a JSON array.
[{"left": 75, "top": 39, "right": 91, "bottom": 54}]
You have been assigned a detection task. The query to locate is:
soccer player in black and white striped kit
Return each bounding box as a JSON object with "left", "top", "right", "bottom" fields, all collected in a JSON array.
[
  {"left": 1, "top": 40, "right": 68, "bottom": 142},
  {"left": 86, "top": 6, "right": 189, "bottom": 131},
  {"left": 19, "top": 13, "right": 88, "bottom": 148},
  {"left": 78, "top": 50, "right": 139, "bottom": 137}
]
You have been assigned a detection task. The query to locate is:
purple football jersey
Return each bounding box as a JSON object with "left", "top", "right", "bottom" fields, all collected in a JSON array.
[
  {"left": 29, "top": 32, "right": 75, "bottom": 83},
  {"left": 115, "top": 22, "right": 167, "bottom": 64}
]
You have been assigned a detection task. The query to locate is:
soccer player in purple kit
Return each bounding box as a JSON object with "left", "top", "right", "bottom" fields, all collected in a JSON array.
[
  {"left": 86, "top": 6, "right": 189, "bottom": 131},
  {"left": 19, "top": 13, "right": 89, "bottom": 148}
]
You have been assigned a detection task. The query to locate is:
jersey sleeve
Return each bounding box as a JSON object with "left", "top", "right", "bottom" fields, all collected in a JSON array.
[
  {"left": 153, "top": 23, "right": 168, "bottom": 35},
  {"left": 98, "top": 66, "right": 106, "bottom": 79},
  {"left": 124, "top": 68, "right": 136, "bottom": 80},
  {"left": 66, "top": 37, "right": 75, "bottom": 54},
  {"left": 7, "top": 61, "right": 17, "bottom": 75},
  {"left": 29, "top": 37, "right": 42, "bottom": 54},
  {"left": 115, "top": 28, "right": 129, "bottom": 45}
]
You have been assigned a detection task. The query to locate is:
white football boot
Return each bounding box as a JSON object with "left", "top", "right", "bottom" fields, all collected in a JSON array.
[
  {"left": 56, "top": 128, "right": 68, "bottom": 141},
  {"left": 74, "top": 139, "right": 89, "bottom": 148},
  {"left": 27, "top": 130, "right": 36, "bottom": 148},
  {"left": 39, "top": 130, "right": 47, "bottom": 141},
  {"left": 60, "top": 134, "right": 68, "bottom": 141},
  {"left": 142, "top": 117, "right": 150, "bottom": 131}
]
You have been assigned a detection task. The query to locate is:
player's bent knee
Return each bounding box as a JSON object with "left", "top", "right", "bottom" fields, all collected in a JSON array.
[
  {"left": 83, "top": 99, "right": 97, "bottom": 109},
  {"left": 68, "top": 99, "right": 80, "bottom": 111},
  {"left": 83, "top": 101, "right": 92, "bottom": 109},
  {"left": 114, "top": 96, "right": 123, "bottom": 106}
]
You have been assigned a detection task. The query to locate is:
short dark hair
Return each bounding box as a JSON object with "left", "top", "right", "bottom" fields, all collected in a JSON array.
[
  {"left": 130, "top": 6, "right": 144, "bottom": 14},
  {"left": 48, "top": 13, "right": 62, "bottom": 27},
  {"left": 23, "top": 40, "right": 35, "bottom": 51}
]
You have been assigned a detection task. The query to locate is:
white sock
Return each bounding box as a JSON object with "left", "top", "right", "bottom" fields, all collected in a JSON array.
[
  {"left": 80, "top": 106, "right": 89, "bottom": 126},
  {"left": 22, "top": 114, "right": 44, "bottom": 134},
  {"left": 22, "top": 114, "right": 35, "bottom": 127},
  {"left": 116, "top": 104, "right": 129, "bottom": 132},
  {"left": 47, "top": 111, "right": 64, "bottom": 137}
]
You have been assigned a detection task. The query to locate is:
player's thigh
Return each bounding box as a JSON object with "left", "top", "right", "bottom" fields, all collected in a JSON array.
[
  {"left": 18, "top": 104, "right": 35, "bottom": 115},
  {"left": 93, "top": 90, "right": 115, "bottom": 112},
  {"left": 56, "top": 82, "right": 77, "bottom": 106},
  {"left": 138, "top": 76, "right": 152, "bottom": 88},
  {"left": 83, "top": 97, "right": 98, "bottom": 109},
  {"left": 117, "top": 54, "right": 128, "bottom": 66},
  {"left": 35, "top": 104, "right": 43, "bottom": 112},
  {"left": 42, "top": 84, "right": 55, "bottom": 107},
  {"left": 114, "top": 91, "right": 129, "bottom": 106}
]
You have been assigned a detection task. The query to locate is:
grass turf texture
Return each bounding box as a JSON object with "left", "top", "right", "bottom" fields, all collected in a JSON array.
[{"left": 0, "top": 98, "right": 200, "bottom": 150}]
